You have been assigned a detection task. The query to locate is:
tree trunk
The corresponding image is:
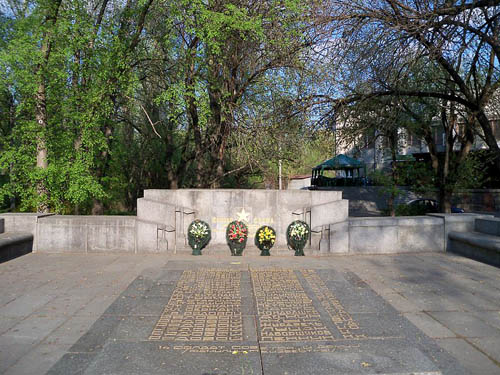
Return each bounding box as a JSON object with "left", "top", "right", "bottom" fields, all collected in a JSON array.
[
  {"left": 389, "top": 132, "right": 397, "bottom": 217},
  {"left": 91, "top": 198, "right": 104, "bottom": 215},
  {"left": 33, "top": 0, "right": 62, "bottom": 213},
  {"left": 438, "top": 186, "right": 452, "bottom": 213},
  {"left": 91, "top": 122, "right": 114, "bottom": 215},
  {"left": 35, "top": 81, "right": 49, "bottom": 213},
  {"left": 476, "top": 110, "right": 500, "bottom": 175}
]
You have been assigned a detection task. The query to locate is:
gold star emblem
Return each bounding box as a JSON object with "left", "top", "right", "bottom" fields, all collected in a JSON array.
[{"left": 236, "top": 208, "right": 250, "bottom": 222}]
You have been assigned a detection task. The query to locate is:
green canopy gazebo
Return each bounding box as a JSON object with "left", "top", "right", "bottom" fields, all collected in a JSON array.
[{"left": 311, "top": 154, "right": 366, "bottom": 187}]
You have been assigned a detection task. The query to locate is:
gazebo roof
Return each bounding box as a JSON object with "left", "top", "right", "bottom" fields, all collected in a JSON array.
[{"left": 313, "top": 154, "right": 365, "bottom": 171}]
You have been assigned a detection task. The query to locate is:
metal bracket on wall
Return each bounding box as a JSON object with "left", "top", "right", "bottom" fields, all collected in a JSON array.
[
  {"left": 157, "top": 224, "right": 175, "bottom": 253},
  {"left": 175, "top": 207, "right": 196, "bottom": 248}
]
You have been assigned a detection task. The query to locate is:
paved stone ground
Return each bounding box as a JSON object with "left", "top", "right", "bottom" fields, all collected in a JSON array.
[{"left": 0, "top": 252, "right": 499, "bottom": 374}]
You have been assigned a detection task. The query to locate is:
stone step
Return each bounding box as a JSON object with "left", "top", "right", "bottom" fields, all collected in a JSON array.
[
  {"left": 448, "top": 230, "right": 500, "bottom": 267},
  {"left": 0, "top": 231, "right": 34, "bottom": 263},
  {"left": 475, "top": 217, "right": 500, "bottom": 237}
]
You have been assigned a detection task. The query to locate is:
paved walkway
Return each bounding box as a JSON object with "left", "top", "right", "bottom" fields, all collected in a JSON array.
[{"left": 0, "top": 252, "right": 499, "bottom": 374}]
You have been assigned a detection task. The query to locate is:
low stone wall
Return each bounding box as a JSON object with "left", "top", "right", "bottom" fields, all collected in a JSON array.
[
  {"left": 347, "top": 216, "right": 445, "bottom": 254},
  {"left": 2, "top": 193, "right": 492, "bottom": 256},
  {"left": 0, "top": 213, "right": 54, "bottom": 251},
  {"left": 36, "top": 215, "right": 136, "bottom": 253}
]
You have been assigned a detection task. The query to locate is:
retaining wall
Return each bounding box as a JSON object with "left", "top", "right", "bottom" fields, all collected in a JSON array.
[{"left": 1, "top": 192, "right": 491, "bottom": 255}]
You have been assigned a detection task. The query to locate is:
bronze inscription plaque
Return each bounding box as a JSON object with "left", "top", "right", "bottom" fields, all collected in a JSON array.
[
  {"left": 251, "top": 269, "right": 334, "bottom": 342},
  {"left": 149, "top": 269, "right": 243, "bottom": 341}
]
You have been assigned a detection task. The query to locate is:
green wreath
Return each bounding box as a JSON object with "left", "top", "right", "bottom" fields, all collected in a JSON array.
[
  {"left": 187, "top": 219, "right": 211, "bottom": 255},
  {"left": 286, "top": 220, "right": 309, "bottom": 256}
]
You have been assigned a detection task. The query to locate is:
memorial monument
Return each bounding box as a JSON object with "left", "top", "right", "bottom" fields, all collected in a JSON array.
[{"left": 136, "top": 189, "right": 349, "bottom": 254}]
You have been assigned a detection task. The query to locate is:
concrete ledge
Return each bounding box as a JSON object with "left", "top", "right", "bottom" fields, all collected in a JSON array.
[
  {"left": 0, "top": 232, "right": 33, "bottom": 262},
  {"left": 428, "top": 213, "right": 495, "bottom": 252},
  {"left": 449, "top": 231, "right": 500, "bottom": 252},
  {"left": 0, "top": 213, "right": 54, "bottom": 233},
  {"left": 449, "top": 231, "right": 500, "bottom": 267},
  {"left": 0, "top": 213, "right": 54, "bottom": 251}
]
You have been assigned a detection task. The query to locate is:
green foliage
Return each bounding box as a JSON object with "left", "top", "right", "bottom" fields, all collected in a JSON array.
[
  {"left": 453, "top": 153, "right": 488, "bottom": 190},
  {"left": 393, "top": 204, "right": 431, "bottom": 217},
  {"left": 1, "top": 0, "right": 494, "bottom": 215},
  {"left": 369, "top": 169, "right": 402, "bottom": 199}
]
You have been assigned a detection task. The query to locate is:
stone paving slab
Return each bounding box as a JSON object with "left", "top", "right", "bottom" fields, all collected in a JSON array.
[
  {"left": 436, "top": 338, "right": 500, "bottom": 375},
  {"left": 45, "top": 261, "right": 467, "bottom": 375},
  {"left": 0, "top": 253, "right": 499, "bottom": 374},
  {"left": 469, "top": 337, "right": 500, "bottom": 364}
]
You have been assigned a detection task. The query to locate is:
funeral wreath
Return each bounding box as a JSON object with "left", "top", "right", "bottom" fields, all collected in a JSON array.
[
  {"left": 226, "top": 220, "right": 248, "bottom": 256},
  {"left": 286, "top": 220, "right": 309, "bottom": 256},
  {"left": 187, "top": 219, "right": 211, "bottom": 255},
  {"left": 254, "top": 225, "right": 276, "bottom": 256}
]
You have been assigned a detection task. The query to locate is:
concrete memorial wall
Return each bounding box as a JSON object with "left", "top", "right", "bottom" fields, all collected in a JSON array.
[{"left": 137, "top": 189, "right": 347, "bottom": 252}]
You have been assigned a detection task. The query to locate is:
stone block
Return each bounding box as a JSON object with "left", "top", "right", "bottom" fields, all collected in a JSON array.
[
  {"left": 310, "top": 199, "right": 348, "bottom": 230},
  {"left": 87, "top": 217, "right": 136, "bottom": 253},
  {"left": 449, "top": 231, "right": 500, "bottom": 267},
  {"left": 36, "top": 216, "right": 137, "bottom": 254},
  {"left": 428, "top": 213, "right": 494, "bottom": 251},
  {"left": 475, "top": 218, "right": 500, "bottom": 236},
  {"left": 348, "top": 216, "right": 444, "bottom": 254},
  {"left": 328, "top": 221, "right": 349, "bottom": 254},
  {"left": 349, "top": 219, "right": 398, "bottom": 254},
  {"left": 288, "top": 177, "right": 311, "bottom": 189},
  {"left": 136, "top": 219, "right": 175, "bottom": 253},
  {"left": 37, "top": 216, "right": 87, "bottom": 253},
  {"left": 397, "top": 216, "right": 444, "bottom": 253},
  {"left": 310, "top": 190, "right": 343, "bottom": 205},
  {"left": 136, "top": 198, "right": 176, "bottom": 226},
  {"left": 0, "top": 213, "right": 53, "bottom": 251}
]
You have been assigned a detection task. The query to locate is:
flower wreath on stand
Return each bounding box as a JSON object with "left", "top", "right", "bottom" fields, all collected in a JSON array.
[
  {"left": 254, "top": 225, "right": 276, "bottom": 256},
  {"left": 226, "top": 220, "right": 248, "bottom": 256},
  {"left": 286, "top": 220, "right": 309, "bottom": 256},
  {"left": 187, "top": 219, "right": 211, "bottom": 255}
]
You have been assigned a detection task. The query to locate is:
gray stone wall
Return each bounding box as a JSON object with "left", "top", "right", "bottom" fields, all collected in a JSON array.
[
  {"left": 36, "top": 215, "right": 136, "bottom": 253},
  {"left": 139, "top": 189, "right": 346, "bottom": 250},
  {"left": 347, "top": 216, "right": 445, "bottom": 254},
  {"left": 0, "top": 213, "right": 54, "bottom": 251},
  {"left": 4, "top": 192, "right": 489, "bottom": 255}
]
